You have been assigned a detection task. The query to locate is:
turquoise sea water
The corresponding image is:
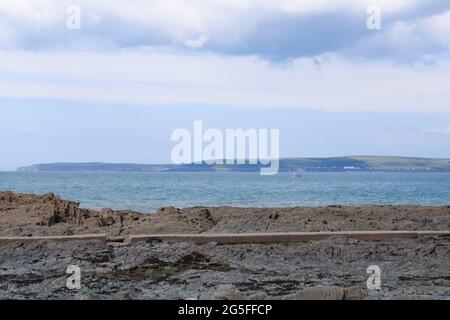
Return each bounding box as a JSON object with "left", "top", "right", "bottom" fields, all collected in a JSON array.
[{"left": 0, "top": 172, "right": 449, "bottom": 213}]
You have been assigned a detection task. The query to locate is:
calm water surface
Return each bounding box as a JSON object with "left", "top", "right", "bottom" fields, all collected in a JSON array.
[{"left": 0, "top": 172, "right": 449, "bottom": 212}]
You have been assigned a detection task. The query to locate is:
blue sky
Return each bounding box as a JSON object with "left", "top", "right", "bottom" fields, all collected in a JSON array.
[{"left": 1, "top": 1, "right": 450, "bottom": 170}]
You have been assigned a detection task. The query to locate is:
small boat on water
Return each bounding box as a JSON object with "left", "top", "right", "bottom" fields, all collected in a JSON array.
[{"left": 291, "top": 170, "right": 301, "bottom": 178}]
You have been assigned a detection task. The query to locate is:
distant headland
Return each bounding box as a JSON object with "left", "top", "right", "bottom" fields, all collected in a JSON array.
[{"left": 16, "top": 156, "right": 450, "bottom": 172}]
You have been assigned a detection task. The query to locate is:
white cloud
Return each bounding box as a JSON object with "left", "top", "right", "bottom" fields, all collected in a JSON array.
[
  {"left": 352, "top": 9, "right": 450, "bottom": 61},
  {"left": 184, "top": 35, "right": 208, "bottom": 49},
  {"left": 422, "top": 126, "right": 450, "bottom": 134},
  {"left": 0, "top": 1, "right": 449, "bottom": 113},
  {"left": 0, "top": 0, "right": 449, "bottom": 60},
  {"left": 1, "top": 50, "right": 449, "bottom": 113}
]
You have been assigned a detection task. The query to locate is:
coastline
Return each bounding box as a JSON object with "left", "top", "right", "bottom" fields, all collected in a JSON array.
[{"left": 1, "top": 191, "right": 450, "bottom": 299}]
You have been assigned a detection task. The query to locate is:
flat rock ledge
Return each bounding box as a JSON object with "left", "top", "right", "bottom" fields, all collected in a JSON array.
[{"left": 1, "top": 231, "right": 449, "bottom": 246}]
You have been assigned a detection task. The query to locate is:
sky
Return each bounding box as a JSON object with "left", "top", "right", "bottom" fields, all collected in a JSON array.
[{"left": 1, "top": 0, "right": 450, "bottom": 170}]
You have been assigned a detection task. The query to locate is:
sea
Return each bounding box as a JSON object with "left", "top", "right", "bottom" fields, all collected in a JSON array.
[{"left": 0, "top": 171, "right": 449, "bottom": 213}]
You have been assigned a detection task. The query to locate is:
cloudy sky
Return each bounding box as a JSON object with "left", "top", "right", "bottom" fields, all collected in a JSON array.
[{"left": 1, "top": 0, "right": 450, "bottom": 170}]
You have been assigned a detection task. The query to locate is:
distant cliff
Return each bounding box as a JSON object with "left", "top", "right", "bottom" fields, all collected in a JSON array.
[{"left": 16, "top": 156, "right": 450, "bottom": 172}]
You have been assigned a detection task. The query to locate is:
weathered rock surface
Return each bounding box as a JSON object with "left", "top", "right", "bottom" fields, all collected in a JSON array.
[
  {"left": 392, "top": 295, "right": 433, "bottom": 300},
  {"left": 279, "top": 286, "right": 364, "bottom": 300},
  {"left": 211, "top": 285, "right": 248, "bottom": 300},
  {"left": 2, "top": 191, "right": 450, "bottom": 237},
  {"left": 282, "top": 286, "right": 345, "bottom": 300},
  {"left": 1, "top": 192, "right": 450, "bottom": 300},
  {"left": 1, "top": 236, "right": 449, "bottom": 299}
]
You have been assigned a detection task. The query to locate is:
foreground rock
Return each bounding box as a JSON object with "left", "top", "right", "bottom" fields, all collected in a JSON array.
[
  {"left": 2, "top": 191, "right": 450, "bottom": 237},
  {"left": 211, "top": 285, "right": 248, "bottom": 300},
  {"left": 1, "top": 192, "right": 450, "bottom": 299},
  {"left": 392, "top": 295, "right": 433, "bottom": 300},
  {"left": 210, "top": 285, "right": 364, "bottom": 300},
  {"left": 281, "top": 286, "right": 364, "bottom": 300},
  {"left": 1, "top": 235, "right": 450, "bottom": 299}
]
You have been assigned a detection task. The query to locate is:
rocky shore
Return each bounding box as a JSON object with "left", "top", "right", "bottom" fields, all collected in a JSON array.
[{"left": 1, "top": 191, "right": 450, "bottom": 299}]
